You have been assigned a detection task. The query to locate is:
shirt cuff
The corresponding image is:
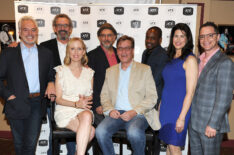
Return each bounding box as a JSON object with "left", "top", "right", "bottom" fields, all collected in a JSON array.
[{"left": 103, "top": 110, "right": 110, "bottom": 116}]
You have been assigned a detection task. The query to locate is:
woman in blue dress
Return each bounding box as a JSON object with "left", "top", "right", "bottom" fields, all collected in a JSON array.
[{"left": 159, "top": 23, "right": 198, "bottom": 155}]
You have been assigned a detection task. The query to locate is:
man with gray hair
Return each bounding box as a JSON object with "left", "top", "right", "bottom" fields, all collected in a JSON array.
[
  {"left": 40, "top": 13, "right": 76, "bottom": 155},
  {"left": 0, "top": 16, "right": 55, "bottom": 155}
]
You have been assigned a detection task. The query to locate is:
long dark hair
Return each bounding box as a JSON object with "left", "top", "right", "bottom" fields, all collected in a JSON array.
[{"left": 167, "top": 23, "right": 193, "bottom": 60}]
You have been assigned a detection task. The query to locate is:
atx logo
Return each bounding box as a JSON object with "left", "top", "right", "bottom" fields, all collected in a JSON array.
[
  {"left": 98, "top": 7, "right": 106, "bottom": 15},
  {"left": 114, "top": 7, "right": 124, "bottom": 15},
  {"left": 167, "top": 8, "right": 174, "bottom": 13},
  {"left": 183, "top": 7, "right": 193, "bottom": 15},
  {"left": 36, "top": 7, "right": 43, "bottom": 12},
  {"left": 36, "top": 19, "right": 45, "bottom": 27},
  {"left": 81, "top": 32, "right": 90, "bottom": 40},
  {"left": 81, "top": 7, "right": 90, "bottom": 14},
  {"left": 165, "top": 20, "right": 175, "bottom": 28},
  {"left": 149, "top": 20, "right": 157, "bottom": 26},
  {"left": 148, "top": 7, "right": 158, "bottom": 15},
  {"left": 18, "top": 5, "right": 28, "bottom": 13},
  {"left": 68, "top": 8, "right": 75, "bottom": 13},
  {"left": 131, "top": 20, "right": 141, "bottom": 28},
  {"left": 97, "top": 20, "right": 107, "bottom": 27},
  {"left": 38, "top": 140, "right": 48, "bottom": 146},
  {"left": 82, "top": 21, "right": 89, "bottom": 25},
  {"left": 50, "top": 7, "right": 61, "bottom": 15}
]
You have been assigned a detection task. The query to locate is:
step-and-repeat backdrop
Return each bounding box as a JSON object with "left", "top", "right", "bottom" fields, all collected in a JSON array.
[{"left": 14, "top": 1, "right": 197, "bottom": 154}]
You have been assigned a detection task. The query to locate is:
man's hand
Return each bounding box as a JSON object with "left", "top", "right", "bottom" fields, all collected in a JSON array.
[
  {"left": 7, "top": 95, "right": 16, "bottom": 101},
  {"left": 45, "top": 82, "right": 56, "bottom": 101},
  {"left": 8, "top": 41, "right": 19, "bottom": 47},
  {"left": 109, "top": 110, "right": 120, "bottom": 119},
  {"left": 205, "top": 125, "right": 216, "bottom": 138},
  {"left": 120, "top": 110, "right": 137, "bottom": 122},
  {"left": 96, "top": 106, "right": 103, "bottom": 115}
]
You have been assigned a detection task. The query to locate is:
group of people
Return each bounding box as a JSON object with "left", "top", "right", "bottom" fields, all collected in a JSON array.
[{"left": 0, "top": 13, "right": 233, "bottom": 155}]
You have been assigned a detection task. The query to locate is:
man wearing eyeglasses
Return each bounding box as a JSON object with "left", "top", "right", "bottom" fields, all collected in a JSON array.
[
  {"left": 96, "top": 35, "right": 161, "bottom": 155},
  {"left": 189, "top": 22, "right": 233, "bottom": 155},
  {"left": 40, "top": 14, "right": 76, "bottom": 155}
]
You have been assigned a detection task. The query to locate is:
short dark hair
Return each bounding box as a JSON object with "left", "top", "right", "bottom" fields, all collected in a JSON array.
[
  {"left": 199, "top": 22, "right": 219, "bottom": 34},
  {"left": 117, "top": 35, "right": 134, "bottom": 48},
  {"left": 167, "top": 23, "right": 194, "bottom": 60},
  {"left": 53, "top": 14, "right": 73, "bottom": 28},
  {"left": 97, "top": 23, "right": 117, "bottom": 36},
  {"left": 147, "top": 26, "right": 162, "bottom": 38}
]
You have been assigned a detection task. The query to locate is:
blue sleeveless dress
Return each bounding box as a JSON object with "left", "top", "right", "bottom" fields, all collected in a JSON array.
[{"left": 159, "top": 55, "right": 191, "bottom": 146}]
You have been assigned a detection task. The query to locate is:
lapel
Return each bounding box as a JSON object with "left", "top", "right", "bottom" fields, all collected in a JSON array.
[
  {"left": 53, "top": 39, "right": 62, "bottom": 65},
  {"left": 197, "top": 50, "right": 221, "bottom": 87},
  {"left": 128, "top": 61, "right": 136, "bottom": 92},
  {"left": 99, "top": 46, "right": 110, "bottom": 67},
  {"left": 113, "top": 64, "right": 120, "bottom": 102},
  {"left": 37, "top": 45, "right": 42, "bottom": 85}
]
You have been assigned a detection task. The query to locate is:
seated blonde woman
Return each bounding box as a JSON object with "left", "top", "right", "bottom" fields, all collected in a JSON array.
[{"left": 54, "top": 37, "right": 95, "bottom": 155}]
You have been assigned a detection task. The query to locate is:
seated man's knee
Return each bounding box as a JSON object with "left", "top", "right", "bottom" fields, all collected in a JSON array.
[
  {"left": 95, "top": 124, "right": 108, "bottom": 139},
  {"left": 127, "top": 128, "right": 144, "bottom": 141}
]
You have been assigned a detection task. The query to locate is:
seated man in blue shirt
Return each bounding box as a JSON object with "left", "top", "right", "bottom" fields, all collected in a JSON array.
[{"left": 96, "top": 35, "right": 161, "bottom": 155}]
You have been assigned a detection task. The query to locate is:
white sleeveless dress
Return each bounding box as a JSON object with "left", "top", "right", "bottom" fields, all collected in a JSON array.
[{"left": 54, "top": 65, "right": 94, "bottom": 128}]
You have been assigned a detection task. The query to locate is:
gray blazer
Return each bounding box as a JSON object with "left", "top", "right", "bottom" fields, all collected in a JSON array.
[{"left": 190, "top": 50, "right": 234, "bottom": 133}]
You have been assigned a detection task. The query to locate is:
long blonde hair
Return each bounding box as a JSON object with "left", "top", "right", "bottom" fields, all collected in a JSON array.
[{"left": 64, "top": 37, "right": 88, "bottom": 65}]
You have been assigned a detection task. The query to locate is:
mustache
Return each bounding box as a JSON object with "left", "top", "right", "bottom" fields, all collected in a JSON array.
[{"left": 58, "top": 30, "right": 68, "bottom": 34}]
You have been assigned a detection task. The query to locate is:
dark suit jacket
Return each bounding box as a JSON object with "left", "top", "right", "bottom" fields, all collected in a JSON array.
[
  {"left": 87, "top": 46, "right": 119, "bottom": 111},
  {"left": 141, "top": 45, "right": 168, "bottom": 108},
  {"left": 40, "top": 38, "right": 62, "bottom": 67},
  {"left": 190, "top": 50, "right": 234, "bottom": 133},
  {"left": 0, "top": 44, "right": 55, "bottom": 119}
]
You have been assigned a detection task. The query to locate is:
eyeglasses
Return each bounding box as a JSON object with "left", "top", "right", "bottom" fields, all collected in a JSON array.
[
  {"left": 99, "top": 34, "right": 114, "bottom": 38},
  {"left": 55, "top": 24, "right": 70, "bottom": 28},
  {"left": 117, "top": 46, "right": 132, "bottom": 51},
  {"left": 199, "top": 33, "right": 217, "bottom": 40}
]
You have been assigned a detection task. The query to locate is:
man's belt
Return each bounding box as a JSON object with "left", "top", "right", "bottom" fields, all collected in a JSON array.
[{"left": 29, "top": 92, "right": 40, "bottom": 98}]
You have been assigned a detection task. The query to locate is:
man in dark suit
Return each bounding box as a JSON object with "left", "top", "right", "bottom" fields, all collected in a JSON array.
[
  {"left": 40, "top": 13, "right": 72, "bottom": 66},
  {"left": 40, "top": 14, "right": 76, "bottom": 155},
  {"left": 141, "top": 26, "right": 168, "bottom": 155},
  {"left": 88, "top": 23, "right": 119, "bottom": 126},
  {"left": 189, "top": 22, "right": 234, "bottom": 155},
  {"left": 0, "top": 16, "right": 55, "bottom": 155}
]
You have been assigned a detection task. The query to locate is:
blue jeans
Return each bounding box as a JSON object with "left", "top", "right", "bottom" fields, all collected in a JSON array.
[
  {"left": 47, "top": 108, "right": 76, "bottom": 155},
  {"left": 8, "top": 97, "right": 42, "bottom": 155},
  {"left": 96, "top": 110, "right": 149, "bottom": 155}
]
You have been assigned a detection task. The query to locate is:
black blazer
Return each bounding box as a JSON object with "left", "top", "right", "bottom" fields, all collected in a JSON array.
[
  {"left": 0, "top": 44, "right": 55, "bottom": 119},
  {"left": 40, "top": 38, "right": 62, "bottom": 67},
  {"left": 88, "top": 46, "right": 119, "bottom": 111},
  {"left": 141, "top": 45, "right": 168, "bottom": 108}
]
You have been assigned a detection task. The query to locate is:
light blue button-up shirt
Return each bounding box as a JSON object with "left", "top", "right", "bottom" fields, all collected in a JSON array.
[
  {"left": 115, "top": 63, "right": 133, "bottom": 111},
  {"left": 20, "top": 42, "right": 40, "bottom": 93}
]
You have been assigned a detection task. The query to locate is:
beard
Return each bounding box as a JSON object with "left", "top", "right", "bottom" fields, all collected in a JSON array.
[
  {"left": 57, "top": 30, "right": 69, "bottom": 40},
  {"left": 101, "top": 41, "right": 113, "bottom": 49}
]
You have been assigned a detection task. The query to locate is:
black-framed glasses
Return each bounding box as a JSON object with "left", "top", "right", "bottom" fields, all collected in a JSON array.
[
  {"left": 199, "top": 33, "right": 217, "bottom": 40},
  {"left": 117, "top": 46, "right": 132, "bottom": 51}
]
